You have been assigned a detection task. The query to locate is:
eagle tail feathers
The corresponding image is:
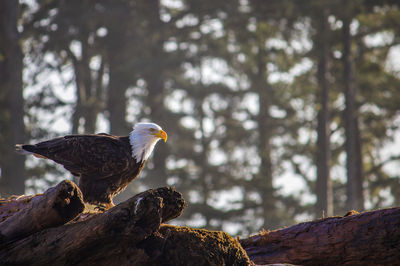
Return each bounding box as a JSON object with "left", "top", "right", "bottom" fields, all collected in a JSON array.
[
  {"left": 15, "top": 144, "right": 34, "bottom": 155},
  {"left": 15, "top": 144, "right": 48, "bottom": 159}
]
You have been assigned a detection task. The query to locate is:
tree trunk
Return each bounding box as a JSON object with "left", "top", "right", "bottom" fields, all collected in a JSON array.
[
  {"left": 0, "top": 180, "right": 84, "bottom": 244},
  {"left": 69, "top": 35, "right": 102, "bottom": 134},
  {"left": 107, "top": 53, "right": 130, "bottom": 135},
  {"left": 240, "top": 207, "right": 400, "bottom": 265},
  {"left": 354, "top": 115, "right": 364, "bottom": 211},
  {"left": 255, "top": 47, "right": 277, "bottom": 229},
  {"left": 106, "top": 17, "right": 131, "bottom": 136},
  {"left": 79, "top": 38, "right": 97, "bottom": 134},
  {"left": 0, "top": 0, "right": 25, "bottom": 196},
  {"left": 315, "top": 6, "right": 333, "bottom": 217},
  {"left": 342, "top": 7, "right": 364, "bottom": 211},
  {"left": 143, "top": 0, "right": 169, "bottom": 188}
]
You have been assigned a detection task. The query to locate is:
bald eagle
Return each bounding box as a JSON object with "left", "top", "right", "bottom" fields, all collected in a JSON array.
[{"left": 16, "top": 122, "right": 167, "bottom": 210}]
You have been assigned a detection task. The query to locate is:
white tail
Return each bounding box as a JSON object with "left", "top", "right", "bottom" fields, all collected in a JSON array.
[{"left": 15, "top": 144, "right": 32, "bottom": 155}]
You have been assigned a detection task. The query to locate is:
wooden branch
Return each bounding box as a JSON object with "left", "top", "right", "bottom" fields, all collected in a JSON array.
[
  {"left": 240, "top": 207, "right": 400, "bottom": 265},
  {"left": 0, "top": 180, "right": 84, "bottom": 243},
  {"left": 0, "top": 187, "right": 186, "bottom": 265}
]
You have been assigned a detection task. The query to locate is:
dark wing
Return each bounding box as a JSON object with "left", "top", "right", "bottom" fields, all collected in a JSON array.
[{"left": 26, "top": 134, "right": 132, "bottom": 180}]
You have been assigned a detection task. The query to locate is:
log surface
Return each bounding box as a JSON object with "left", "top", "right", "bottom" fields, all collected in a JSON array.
[
  {"left": 0, "top": 180, "right": 84, "bottom": 244},
  {"left": 240, "top": 207, "right": 400, "bottom": 265},
  {"left": 0, "top": 185, "right": 253, "bottom": 266},
  {"left": 0, "top": 187, "right": 186, "bottom": 266},
  {"left": 140, "top": 224, "right": 253, "bottom": 266}
]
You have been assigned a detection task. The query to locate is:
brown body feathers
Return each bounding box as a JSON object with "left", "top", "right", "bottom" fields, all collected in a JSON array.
[{"left": 17, "top": 134, "right": 145, "bottom": 208}]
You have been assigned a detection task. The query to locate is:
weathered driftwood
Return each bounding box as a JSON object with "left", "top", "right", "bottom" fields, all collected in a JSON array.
[
  {"left": 0, "top": 187, "right": 186, "bottom": 265},
  {"left": 0, "top": 180, "right": 84, "bottom": 243},
  {"left": 240, "top": 207, "right": 400, "bottom": 265}
]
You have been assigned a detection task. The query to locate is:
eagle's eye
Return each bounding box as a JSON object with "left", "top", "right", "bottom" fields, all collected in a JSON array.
[{"left": 149, "top": 128, "right": 157, "bottom": 132}]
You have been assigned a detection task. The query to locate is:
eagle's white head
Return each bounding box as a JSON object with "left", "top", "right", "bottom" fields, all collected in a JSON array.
[{"left": 129, "top": 122, "right": 167, "bottom": 163}]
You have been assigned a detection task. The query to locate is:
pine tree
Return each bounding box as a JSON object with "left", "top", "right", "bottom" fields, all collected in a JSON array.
[{"left": 0, "top": 0, "right": 25, "bottom": 196}]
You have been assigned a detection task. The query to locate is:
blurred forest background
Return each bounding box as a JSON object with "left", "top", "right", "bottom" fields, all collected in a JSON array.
[{"left": 1, "top": 0, "right": 400, "bottom": 236}]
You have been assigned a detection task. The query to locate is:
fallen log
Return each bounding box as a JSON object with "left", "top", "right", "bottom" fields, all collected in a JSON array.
[
  {"left": 139, "top": 224, "right": 253, "bottom": 266},
  {"left": 0, "top": 180, "right": 84, "bottom": 243},
  {"left": 0, "top": 186, "right": 186, "bottom": 265},
  {"left": 240, "top": 207, "right": 400, "bottom": 265}
]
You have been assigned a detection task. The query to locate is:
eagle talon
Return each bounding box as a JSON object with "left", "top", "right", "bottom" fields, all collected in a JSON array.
[
  {"left": 93, "top": 202, "right": 114, "bottom": 212},
  {"left": 94, "top": 205, "right": 107, "bottom": 212}
]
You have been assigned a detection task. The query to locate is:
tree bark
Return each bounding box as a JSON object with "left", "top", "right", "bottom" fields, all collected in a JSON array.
[
  {"left": 0, "top": 180, "right": 84, "bottom": 244},
  {"left": 240, "top": 207, "right": 400, "bottom": 265},
  {"left": 0, "top": 186, "right": 186, "bottom": 265}
]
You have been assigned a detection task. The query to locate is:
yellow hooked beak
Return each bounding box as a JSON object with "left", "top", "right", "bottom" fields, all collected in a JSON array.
[{"left": 155, "top": 129, "right": 167, "bottom": 142}]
